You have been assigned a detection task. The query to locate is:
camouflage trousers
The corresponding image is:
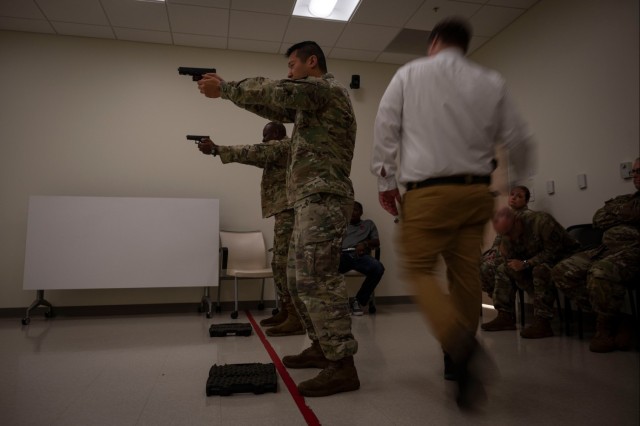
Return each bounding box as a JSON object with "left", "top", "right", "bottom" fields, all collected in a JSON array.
[
  {"left": 481, "top": 248, "right": 518, "bottom": 309},
  {"left": 287, "top": 193, "right": 357, "bottom": 361},
  {"left": 551, "top": 245, "right": 640, "bottom": 315},
  {"left": 271, "top": 209, "right": 294, "bottom": 301},
  {"left": 480, "top": 247, "right": 503, "bottom": 297},
  {"left": 493, "top": 262, "right": 556, "bottom": 319}
]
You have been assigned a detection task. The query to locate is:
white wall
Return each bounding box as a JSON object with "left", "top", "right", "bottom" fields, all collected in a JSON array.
[
  {"left": 472, "top": 0, "right": 639, "bottom": 225},
  {"left": 1, "top": 0, "right": 638, "bottom": 309},
  {"left": 0, "top": 30, "right": 399, "bottom": 308}
]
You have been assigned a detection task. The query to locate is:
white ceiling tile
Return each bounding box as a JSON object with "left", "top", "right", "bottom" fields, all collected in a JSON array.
[
  {"left": 228, "top": 37, "right": 281, "bottom": 53},
  {"left": 487, "top": 0, "right": 539, "bottom": 9},
  {"left": 101, "top": 0, "right": 170, "bottom": 31},
  {"left": 173, "top": 32, "right": 227, "bottom": 49},
  {"left": 329, "top": 47, "right": 379, "bottom": 62},
  {"left": 231, "top": 0, "right": 295, "bottom": 15},
  {"left": 0, "top": 0, "right": 43, "bottom": 18},
  {"left": 283, "top": 17, "right": 345, "bottom": 46},
  {"left": 0, "top": 0, "right": 540, "bottom": 65},
  {"left": 114, "top": 27, "right": 173, "bottom": 45},
  {"left": 351, "top": 0, "right": 423, "bottom": 27},
  {"left": 170, "top": 0, "right": 230, "bottom": 7},
  {"left": 405, "top": 0, "right": 482, "bottom": 31},
  {"left": 168, "top": 3, "right": 228, "bottom": 37},
  {"left": 376, "top": 51, "right": 421, "bottom": 65},
  {"left": 335, "top": 23, "right": 399, "bottom": 51},
  {"left": 0, "top": 16, "right": 54, "bottom": 33},
  {"left": 468, "top": 35, "right": 490, "bottom": 53},
  {"left": 471, "top": 5, "right": 525, "bottom": 37},
  {"left": 36, "top": 0, "right": 109, "bottom": 25},
  {"left": 51, "top": 22, "right": 115, "bottom": 39},
  {"left": 229, "top": 10, "right": 289, "bottom": 41},
  {"left": 278, "top": 42, "right": 332, "bottom": 55}
]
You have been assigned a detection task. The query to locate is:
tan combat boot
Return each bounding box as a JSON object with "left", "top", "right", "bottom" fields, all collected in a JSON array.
[
  {"left": 283, "top": 340, "right": 330, "bottom": 369},
  {"left": 297, "top": 356, "right": 360, "bottom": 397},
  {"left": 259, "top": 298, "right": 287, "bottom": 327},
  {"left": 589, "top": 314, "right": 617, "bottom": 353},
  {"left": 481, "top": 311, "right": 517, "bottom": 331},
  {"left": 520, "top": 316, "right": 554, "bottom": 339},
  {"left": 265, "top": 299, "right": 305, "bottom": 337}
]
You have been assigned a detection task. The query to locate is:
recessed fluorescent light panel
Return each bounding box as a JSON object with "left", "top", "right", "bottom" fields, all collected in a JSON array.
[{"left": 293, "top": 0, "right": 361, "bottom": 21}]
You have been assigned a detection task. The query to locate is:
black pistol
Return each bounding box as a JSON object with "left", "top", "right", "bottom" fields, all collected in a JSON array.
[
  {"left": 186, "top": 135, "right": 210, "bottom": 144},
  {"left": 178, "top": 67, "right": 217, "bottom": 81}
]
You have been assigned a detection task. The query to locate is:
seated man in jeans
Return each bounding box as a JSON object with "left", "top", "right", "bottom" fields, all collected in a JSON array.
[{"left": 339, "top": 201, "right": 385, "bottom": 315}]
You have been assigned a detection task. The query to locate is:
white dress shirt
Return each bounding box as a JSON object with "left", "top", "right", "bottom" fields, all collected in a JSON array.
[{"left": 372, "top": 48, "right": 534, "bottom": 191}]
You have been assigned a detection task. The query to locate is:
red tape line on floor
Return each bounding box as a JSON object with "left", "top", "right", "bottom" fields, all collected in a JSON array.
[{"left": 245, "top": 310, "right": 321, "bottom": 426}]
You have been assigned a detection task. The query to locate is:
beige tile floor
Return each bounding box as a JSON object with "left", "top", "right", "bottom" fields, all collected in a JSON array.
[{"left": 1, "top": 305, "right": 638, "bottom": 426}]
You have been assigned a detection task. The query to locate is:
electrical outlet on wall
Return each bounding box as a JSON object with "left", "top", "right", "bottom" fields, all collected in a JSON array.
[{"left": 620, "top": 162, "right": 633, "bottom": 179}]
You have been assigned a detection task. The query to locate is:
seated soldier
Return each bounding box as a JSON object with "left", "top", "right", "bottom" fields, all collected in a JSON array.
[
  {"left": 552, "top": 157, "right": 640, "bottom": 352},
  {"left": 481, "top": 185, "right": 534, "bottom": 298},
  {"left": 339, "top": 201, "right": 385, "bottom": 315},
  {"left": 482, "top": 207, "right": 579, "bottom": 338}
]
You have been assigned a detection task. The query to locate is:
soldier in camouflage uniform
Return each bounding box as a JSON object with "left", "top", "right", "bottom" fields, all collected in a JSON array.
[
  {"left": 482, "top": 207, "right": 579, "bottom": 338},
  {"left": 196, "top": 41, "right": 359, "bottom": 397},
  {"left": 552, "top": 157, "right": 640, "bottom": 352},
  {"left": 196, "top": 122, "right": 304, "bottom": 337},
  {"left": 480, "top": 185, "right": 534, "bottom": 299}
]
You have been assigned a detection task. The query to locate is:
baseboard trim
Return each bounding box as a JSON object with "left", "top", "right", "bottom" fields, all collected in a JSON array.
[{"left": 1, "top": 295, "right": 416, "bottom": 319}]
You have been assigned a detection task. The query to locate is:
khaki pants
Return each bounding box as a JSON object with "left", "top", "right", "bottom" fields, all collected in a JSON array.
[{"left": 399, "top": 184, "right": 493, "bottom": 358}]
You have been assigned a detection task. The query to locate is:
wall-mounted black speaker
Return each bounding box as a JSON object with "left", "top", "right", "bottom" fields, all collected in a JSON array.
[{"left": 350, "top": 74, "right": 360, "bottom": 89}]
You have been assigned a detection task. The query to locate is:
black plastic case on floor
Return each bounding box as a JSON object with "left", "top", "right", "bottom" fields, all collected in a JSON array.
[
  {"left": 209, "top": 323, "right": 252, "bottom": 337},
  {"left": 206, "top": 363, "right": 278, "bottom": 396}
]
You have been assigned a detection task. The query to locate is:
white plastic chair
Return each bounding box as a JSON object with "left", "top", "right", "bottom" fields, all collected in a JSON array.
[{"left": 217, "top": 230, "right": 276, "bottom": 319}]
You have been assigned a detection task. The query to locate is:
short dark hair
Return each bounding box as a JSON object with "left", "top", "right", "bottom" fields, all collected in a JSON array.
[
  {"left": 264, "top": 121, "right": 287, "bottom": 141},
  {"left": 512, "top": 185, "right": 531, "bottom": 202},
  {"left": 271, "top": 122, "right": 286, "bottom": 139},
  {"left": 427, "top": 17, "right": 472, "bottom": 53},
  {"left": 285, "top": 41, "right": 328, "bottom": 73}
]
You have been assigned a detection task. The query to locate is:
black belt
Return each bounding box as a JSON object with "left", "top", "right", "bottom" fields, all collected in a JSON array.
[{"left": 406, "top": 175, "right": 491, "bottom": 191}]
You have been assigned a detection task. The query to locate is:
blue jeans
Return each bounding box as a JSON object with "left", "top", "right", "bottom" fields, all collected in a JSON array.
[{"left": 339, "top": 253, "right": 385, "bottom": 305}]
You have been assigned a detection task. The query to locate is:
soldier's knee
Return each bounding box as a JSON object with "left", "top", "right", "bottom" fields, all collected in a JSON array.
[{"left": 589, "top": 260, "right": 621, "bottom": 282}]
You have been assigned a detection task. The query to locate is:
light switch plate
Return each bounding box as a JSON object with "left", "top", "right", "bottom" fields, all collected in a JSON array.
[
  {"left": 620, "top": 162, "right": 632, "bottom": 179},
  {"left": 577, "top": 174, "right": 587, "bottom": 189}
]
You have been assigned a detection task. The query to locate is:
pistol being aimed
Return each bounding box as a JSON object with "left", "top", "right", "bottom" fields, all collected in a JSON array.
[
  {"left": 186, "top": 135, "right": 210, "bottom": 144},
  {"left": 178, "top": 67, "right": 216, "bottom": 81}
]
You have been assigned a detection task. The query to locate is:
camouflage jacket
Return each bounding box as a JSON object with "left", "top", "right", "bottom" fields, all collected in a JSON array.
[
  {"left": 220, "top": 74, "right": 356, "bottom": 203},
  {"left": 502, "top": 211, "right": 579, "bottom": 267},
  {"left": 490, "top": 207, "right": 535, "bottom": 251},
  {"left": 592, "top": 191, "right": 640, "bottom": 248},
  {"left": 218, "top": 138, "right": 292, "bottom": 218}
]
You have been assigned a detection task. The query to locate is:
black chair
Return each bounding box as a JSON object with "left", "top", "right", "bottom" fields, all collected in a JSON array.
[
  {"left": 562, "top": 224, "right": 604, "bottom": 338},
  {"left": 516, "top": 285, "right": 563, "bottom": 327}
]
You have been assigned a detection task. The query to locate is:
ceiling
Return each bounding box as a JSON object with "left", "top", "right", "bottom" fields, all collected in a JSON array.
[{"left": 0, "top": 0, "right": 540, "bottom": 65}]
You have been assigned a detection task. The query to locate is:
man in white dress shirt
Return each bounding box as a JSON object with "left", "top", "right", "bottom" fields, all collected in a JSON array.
[{"left": 371, "top": 17, "right": 534, "bottom": 410}]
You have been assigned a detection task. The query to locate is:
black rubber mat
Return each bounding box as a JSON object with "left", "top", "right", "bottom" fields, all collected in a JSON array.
[
  {"left": 209, "top": 323, "right": 252, "bottom": 337},
  {"left": 206, "top": 363, "right": 278, "bottom": 396}
]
